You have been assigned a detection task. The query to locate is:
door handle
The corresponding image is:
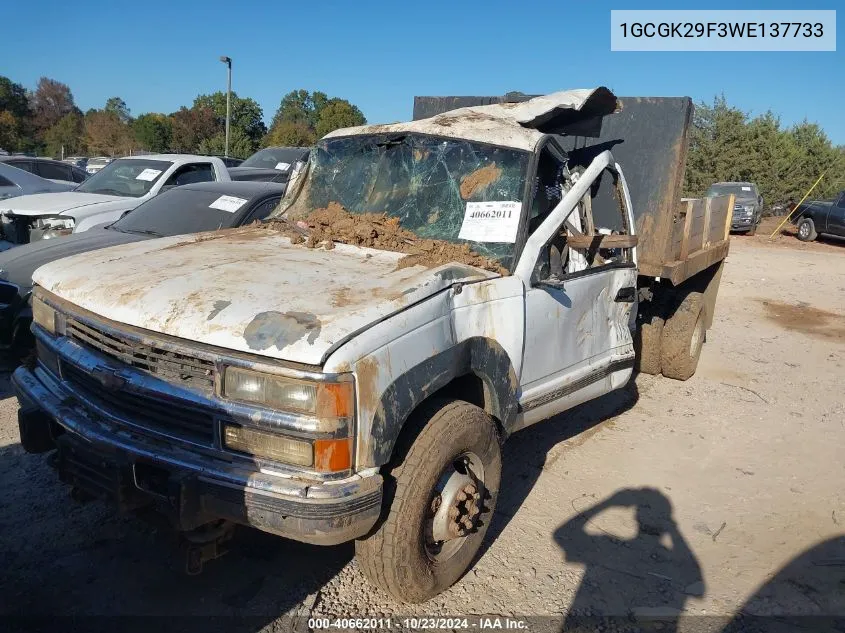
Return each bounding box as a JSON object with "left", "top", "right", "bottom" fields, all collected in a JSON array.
[{"left": 615, "top": 286, "right": 636, "bottom": 302}]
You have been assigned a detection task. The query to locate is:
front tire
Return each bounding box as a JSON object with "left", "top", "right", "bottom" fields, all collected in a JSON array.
[
  {"left": 797, "top": 218, "right": 817, "bottom": 242},
  {"left": 355, "top": 398, "right": 501, "bottom": 603}
]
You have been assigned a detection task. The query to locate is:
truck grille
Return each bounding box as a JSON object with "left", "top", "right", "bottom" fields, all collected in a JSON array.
[
  {"left": 66, "top": 318, "right": 215, "bottom": 390},
  {"left": 61, "top": 362, "right": 216, "bottom": 445}
]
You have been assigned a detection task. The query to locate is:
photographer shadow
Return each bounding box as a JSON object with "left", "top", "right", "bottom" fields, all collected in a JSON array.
[{"left": 554, "top": 487, "right": 704, "bottom": 632}]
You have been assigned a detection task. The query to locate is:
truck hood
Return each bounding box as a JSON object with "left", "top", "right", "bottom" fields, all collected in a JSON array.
[
  {"left": 0, "top": 226, "right": 147, "bottom": 290},
  {"left": 0, "top": 192, "right": 133, "bottom": 218},
  {"left": 33, "top": 227, "right": 495, "bottom": 365}
]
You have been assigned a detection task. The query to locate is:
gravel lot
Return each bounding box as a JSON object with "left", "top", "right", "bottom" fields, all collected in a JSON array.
[{"left": 1, "top": 230, "right": 843, "bottom": 630}]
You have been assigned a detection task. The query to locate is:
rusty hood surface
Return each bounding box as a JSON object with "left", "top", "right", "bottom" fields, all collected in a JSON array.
[{"left": 32, "top": 228, "right": 495, "bottom": 365}]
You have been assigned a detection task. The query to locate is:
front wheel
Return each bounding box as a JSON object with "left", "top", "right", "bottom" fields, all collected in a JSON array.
[
  {"left": 355, "top": 398, "right": 501, "bottom": 603},
  {"left": 797, "top": 218, "right": 817, "bottom": 242}
]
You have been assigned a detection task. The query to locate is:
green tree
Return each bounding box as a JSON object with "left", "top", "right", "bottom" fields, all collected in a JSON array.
[
  {"left": 0, "top": 76, "right": 30, "bottom": 119},
  {"left": 0, "top": 111, "right": 26, "bottom": 152},
  {"left": 266, "top": 89, "right": 366, "bottom": 146},
  {"left": 192, "top": 92, "right": 265, "bottom": 150},
  {"left": 684, "top": 95, "right": 845, "bottom": 208},
  {"left": 315, "top": 98, "right": 366, "bottom": 138},
  {"left": 133, "top": 113, "right": 172, "bottom": 152},
  {"left": 198, "top": 128, "right": 253, "bottom": 158},
  {"left": 104, "top": 97, "right": 132, "bottom": 124},
  {"left": 43, "top": 111, "right": 85, "bottom": 157},
  {"left": 263, "top": 120, "right": 318, "bottom": 147}
]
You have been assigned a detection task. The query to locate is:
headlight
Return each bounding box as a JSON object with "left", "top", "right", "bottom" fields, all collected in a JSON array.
[
  {"left": 222, "top": 366, "right": 354, "bottom": 471},
  {"left": 743, "top": 206, "right": 754, "bottom": 216},
  {"left": 223, "top": 425, "right": 314, "bottom": 466},
  {"left": 224, "top": 366, "right": 353, "bottom": 418},
  {"left": 32, "top": 295, "right": 57, "bottom": 335}
]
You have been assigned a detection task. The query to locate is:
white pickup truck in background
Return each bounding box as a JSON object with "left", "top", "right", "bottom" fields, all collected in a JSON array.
[{"left": 0, "top": 154, "right": 231, "bottom": 246}]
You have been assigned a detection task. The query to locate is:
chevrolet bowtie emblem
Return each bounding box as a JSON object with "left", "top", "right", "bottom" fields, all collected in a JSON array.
[{"left": 91, "top": 366, "right": 126, "bottom": 390}]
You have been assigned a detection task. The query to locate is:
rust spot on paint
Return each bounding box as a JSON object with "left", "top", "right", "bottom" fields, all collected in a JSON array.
[{"left": 355, "top": 356, "right": 381, "bottom": 419}]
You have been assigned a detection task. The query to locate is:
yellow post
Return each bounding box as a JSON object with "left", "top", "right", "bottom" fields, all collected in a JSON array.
[{"left": 769, "top": 172, "right": 827, "bottom": 240}]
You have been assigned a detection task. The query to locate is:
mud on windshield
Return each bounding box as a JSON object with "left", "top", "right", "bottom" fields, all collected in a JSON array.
[{"left": 286, "top": 134, "right": 529, "bottom": 269}]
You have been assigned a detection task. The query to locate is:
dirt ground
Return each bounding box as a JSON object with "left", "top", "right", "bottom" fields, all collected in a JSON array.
[{"left": 0, "top": 232, "right": 843, "bottom": 631}]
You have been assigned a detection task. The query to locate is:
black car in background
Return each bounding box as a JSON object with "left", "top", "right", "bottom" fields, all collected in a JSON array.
[
  {"left": 793, "top": 190, "right": 845, "bottom": 243},
  {"left": 0, "top": 180, "right": 286, "bottom": 354},
  {"left": 0, "top": 156, "right": 88, "bottom": 186},
  {"left": 228, "top": 146, "right": 310, "bottom": 182}
]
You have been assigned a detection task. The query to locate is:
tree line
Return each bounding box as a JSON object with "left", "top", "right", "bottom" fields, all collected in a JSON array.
[
  {"left": 0, "top": 76, "right": 366, "bottom": 159},
  {"left": 683, "top": 96, "right": 845, "bottom": 204},
  {"left": 2, "top": 76, "right": 842, "bottom": 204}
]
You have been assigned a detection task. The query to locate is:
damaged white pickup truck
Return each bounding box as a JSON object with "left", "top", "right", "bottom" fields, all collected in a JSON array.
[{"left": 14, "top": 88, "right": 733, "bottom": 602}]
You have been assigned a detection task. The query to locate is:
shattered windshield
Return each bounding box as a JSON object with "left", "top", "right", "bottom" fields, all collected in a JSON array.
[{"left": 283, "top": 133, "right": 529, "bottom": 268}]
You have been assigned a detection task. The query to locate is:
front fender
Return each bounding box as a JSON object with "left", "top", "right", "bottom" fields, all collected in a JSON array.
[
  {"left": 359, "top": 337, "right": 520, "bottom": 468},
  {"left": 74, "top": 210, "right": 128, "bottom": 233}
]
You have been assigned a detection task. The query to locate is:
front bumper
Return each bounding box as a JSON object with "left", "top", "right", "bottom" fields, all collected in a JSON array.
[
  {"left": 731, "top": 215, "right": 755, "bottom": 230},
  {"left": 13, "top": 364, "right": 382, "bottom": 545}
]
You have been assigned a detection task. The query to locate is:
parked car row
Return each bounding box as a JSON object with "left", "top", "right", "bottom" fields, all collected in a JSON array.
[
  {"left": 0, "top": 180, "right": 286, "bottom": 352},
  {"left": 0, "top": 162, "right": 76, "bottom": 202},
  {"left": 0, "top": 155, "right": 88, "bottom": 186}
]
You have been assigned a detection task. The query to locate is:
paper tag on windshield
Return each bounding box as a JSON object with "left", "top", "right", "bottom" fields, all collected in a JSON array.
[
  {"left": 275, "top": 162, "right": 290, "bottom": 171},
  {"left": 458, "top": 201, "right": 521, "bottom": 243},
  {"left": 209, "top": 195, "right": 248, "bottom": 213},
  {"left": 741, "top": 186, "right": 752, "bottom": 191},
  {"left": 136, "top": 168, "right": 162, "bottom": 181}
]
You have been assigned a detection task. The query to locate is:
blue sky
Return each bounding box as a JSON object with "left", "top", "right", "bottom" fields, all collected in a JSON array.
[{"left": 2, "top": 0, "right": 842, "bottom": 142}]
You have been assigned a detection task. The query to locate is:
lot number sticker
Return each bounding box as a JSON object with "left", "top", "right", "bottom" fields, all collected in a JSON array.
[
  {"left": 135, "top": 168, "right": 162, "bottom": 181},
  {"left": 209, "top": 195, "right": 248, "bottom": 213},
  {"left": 458, "top": 201, "right": 521, "bottom": 243},
  {"left": 275, "top": 162, "right": 291, "bottom": 171}
]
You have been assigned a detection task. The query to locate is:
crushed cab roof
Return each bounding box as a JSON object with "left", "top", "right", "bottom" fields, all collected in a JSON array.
[{"left": 324, "top": 87, "right": 619, "bottom": 152}]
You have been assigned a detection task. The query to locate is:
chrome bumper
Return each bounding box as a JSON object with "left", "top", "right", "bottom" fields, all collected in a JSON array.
[{"left": 13, "top": 364, "right": 382, "bottom": 545}]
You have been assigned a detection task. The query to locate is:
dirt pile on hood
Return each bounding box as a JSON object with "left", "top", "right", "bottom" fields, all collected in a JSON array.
[{"left": 264, "top": 202, "right": 508, "bottom": 275}]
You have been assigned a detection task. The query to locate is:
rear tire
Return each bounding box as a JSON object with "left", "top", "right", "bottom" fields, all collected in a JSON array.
[
  {"left": 797, "top": 218, "right": 817, "bottom": 242},
  {"left": 355, "top": 398, "right": 501, "bottom": 603},
  {"left": 635, "top": 313, "right": 664, "bottom": 376},
  {"left": 661, "top": 292, "right": 705, "bottom": 381}
]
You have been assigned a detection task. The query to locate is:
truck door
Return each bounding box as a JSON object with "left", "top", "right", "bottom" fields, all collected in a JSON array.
[
  {"left": 828, "top": 193, "right": 845, "bottom": 237},
  {"left": 516, "top": 149, "right": 637, "bottom": 427}
]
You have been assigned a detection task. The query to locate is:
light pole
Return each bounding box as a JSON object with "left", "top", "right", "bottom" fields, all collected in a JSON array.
[{"left": 219, "top": 56, "right": 232, "bottom": 157}]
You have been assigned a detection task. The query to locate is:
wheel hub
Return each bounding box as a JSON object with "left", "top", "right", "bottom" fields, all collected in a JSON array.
[{"left": 428, "top": 453, "right": 485, "bottom": 556}]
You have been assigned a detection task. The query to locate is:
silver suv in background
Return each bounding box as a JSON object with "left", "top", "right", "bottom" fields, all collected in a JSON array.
[{"left": 706, "top": 181, "right": 763, "bottom": 235}]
